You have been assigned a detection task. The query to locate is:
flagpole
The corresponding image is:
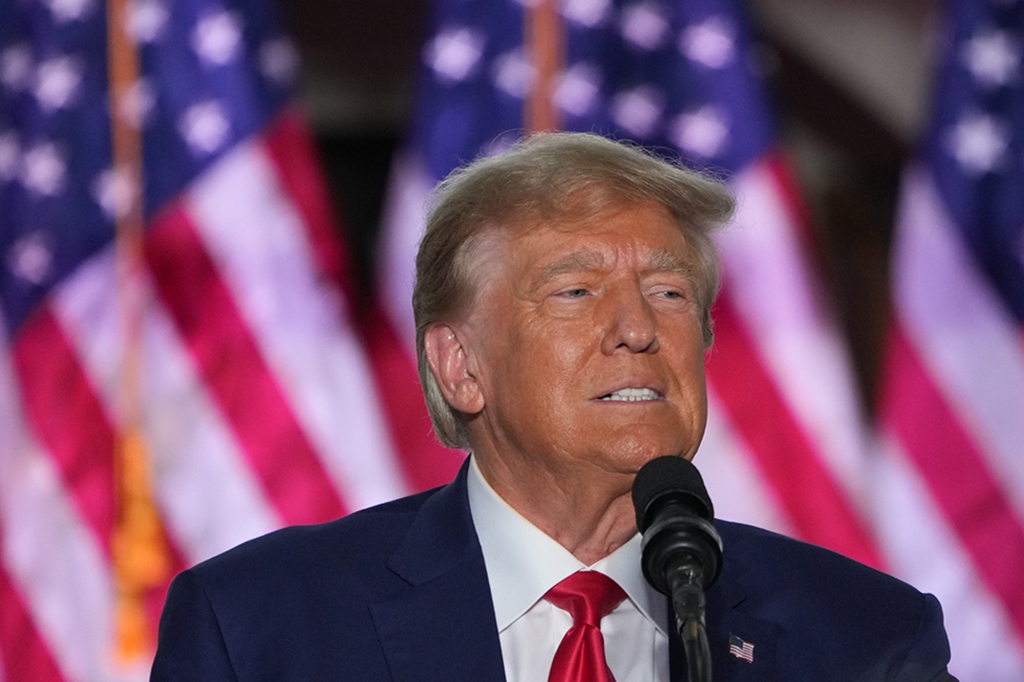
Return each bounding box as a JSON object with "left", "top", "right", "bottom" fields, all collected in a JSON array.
[
  {"left": 106, "top": 0, "right": 170, "bottom": 664},
  {"left": 525, "top": 0, "right": 563, "bottom": 132}
]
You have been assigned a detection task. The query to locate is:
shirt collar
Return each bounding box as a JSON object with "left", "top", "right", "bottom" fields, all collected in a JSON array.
[{"left": 467, "top": 456, "right": 667, "bottom": 635}]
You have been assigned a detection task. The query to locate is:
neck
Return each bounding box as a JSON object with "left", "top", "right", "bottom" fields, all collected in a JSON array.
[{"left": 474, "top": 453, "right": 638, "bottom": 566}]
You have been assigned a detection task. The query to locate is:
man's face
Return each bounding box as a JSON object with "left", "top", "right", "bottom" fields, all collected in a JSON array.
[{"left": 460, "top": 199, "right": 709, "bottom": 484}]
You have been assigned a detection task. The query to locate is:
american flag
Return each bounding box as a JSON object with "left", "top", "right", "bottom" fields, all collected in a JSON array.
[
  {"left": 379, "top": 0, "right": 1022, "bottom": 679},
  {"left": 0, "top": 0, "right": 460, "bottom": 680},
  {"left": 877, "top": 0, "right": 1024, "bottom": 678},
  {"left": 727, "top": 634, "right": 754, "bottom": 663}
]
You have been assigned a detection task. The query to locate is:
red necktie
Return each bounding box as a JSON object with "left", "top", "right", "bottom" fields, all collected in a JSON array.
[{"left": 544, "top": 571, "right": 627, "bottom": 682}]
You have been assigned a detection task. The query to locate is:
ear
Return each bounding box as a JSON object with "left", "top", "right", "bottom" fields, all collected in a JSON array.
[{"left": 423, "top": 323, "right": 485, "bottom": 415}]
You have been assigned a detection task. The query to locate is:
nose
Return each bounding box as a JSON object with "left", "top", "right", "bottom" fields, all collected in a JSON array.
[{"left": 600, "top": 285, "right": 659, "bottom": 354}]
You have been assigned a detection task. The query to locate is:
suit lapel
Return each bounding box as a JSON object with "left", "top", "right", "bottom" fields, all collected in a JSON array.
[
  {"left": 370, "top": 462, "right": 506, "bottom": 682},
  {"left": 704, "top": 547, "right": 779, "bottom": 682}
]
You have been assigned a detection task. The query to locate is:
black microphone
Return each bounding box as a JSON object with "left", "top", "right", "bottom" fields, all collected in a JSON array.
[{"left": 632, "top": 456, "right": 723, "bottom": 682}]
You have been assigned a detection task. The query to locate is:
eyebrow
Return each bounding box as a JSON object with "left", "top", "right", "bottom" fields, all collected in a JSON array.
[
  {"left": 533, "top": 248, "right": 693, "bottom": 289},
  {"left": 646, "top": 249, "right": 692, "bottom": 277},
  {"left": 535, "top": 251, "right": 607, "bottom": 285}
]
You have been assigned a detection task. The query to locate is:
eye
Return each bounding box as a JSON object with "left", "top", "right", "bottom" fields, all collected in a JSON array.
[
  {"left": 552, "top": 284, "right": 593, "bottom": 301},
  {"left": 650, "top": 286, "right": 687, "bottom": 301}
]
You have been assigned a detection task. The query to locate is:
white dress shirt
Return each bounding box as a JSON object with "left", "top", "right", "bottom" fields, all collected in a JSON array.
[{"left": 467, "top": 457, "right": 670, "bottom": 682}]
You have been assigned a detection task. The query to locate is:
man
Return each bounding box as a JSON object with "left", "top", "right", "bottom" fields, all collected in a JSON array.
[{"left": 151, "top": 132, "right": 955, "bottom": 681}]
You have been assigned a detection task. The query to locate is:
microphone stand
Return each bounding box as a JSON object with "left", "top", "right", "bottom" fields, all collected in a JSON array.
[
  {"left": 640, "top": 503, "right": 719, "bottom": 682},
  {"left": 667, "top": 563, "right": 711, "bottom": 682}
]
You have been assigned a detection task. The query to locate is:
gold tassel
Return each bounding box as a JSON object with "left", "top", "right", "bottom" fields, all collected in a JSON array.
[{"left": 112, "top": 427, "right": 169, "bottom": 662}]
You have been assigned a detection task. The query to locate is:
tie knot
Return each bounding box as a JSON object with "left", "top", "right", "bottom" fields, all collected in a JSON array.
[{"left": 544, "top": 571, "right": 627, "bottom": 627}]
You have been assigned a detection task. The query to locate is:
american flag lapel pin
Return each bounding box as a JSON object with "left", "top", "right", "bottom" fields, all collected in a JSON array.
[{"left": 728, "top": 634, "right": 755, "bottom": 663}]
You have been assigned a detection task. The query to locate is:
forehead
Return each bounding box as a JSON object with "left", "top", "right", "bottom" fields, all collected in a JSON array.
[
  {"left": 455, "top": 199, "right": 694, "bottom": 315},
  {"left": 503, "top": 200, "right": 690, "bottom": 270}
]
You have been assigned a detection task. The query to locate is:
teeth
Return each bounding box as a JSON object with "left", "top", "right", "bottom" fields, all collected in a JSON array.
[{"left": 601, "top": 387, "right": 660, "bottom": 402}]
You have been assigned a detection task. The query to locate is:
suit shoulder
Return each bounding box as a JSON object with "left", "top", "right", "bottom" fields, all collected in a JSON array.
[
  {"left": 156, "top": 488, "right": 450, "bottom": 679},
  {"left": 716, "top": 519, "right": 920, "bottom": 602},
  {"left": 713, "top": 520, "right": 953, "bottom": 679}
]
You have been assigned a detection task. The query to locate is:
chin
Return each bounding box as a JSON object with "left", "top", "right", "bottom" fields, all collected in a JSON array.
[{"left": 600, "top": 430, "right": 690, "bottom": 472}]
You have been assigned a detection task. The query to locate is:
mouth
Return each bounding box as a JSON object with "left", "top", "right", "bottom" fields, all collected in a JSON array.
[{"left": 598, "top": 387, "right": 663, "bottom": 402}]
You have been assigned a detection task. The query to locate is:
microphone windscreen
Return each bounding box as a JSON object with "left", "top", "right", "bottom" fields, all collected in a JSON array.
[{"left": 632, "top": 456, "right": 714, "bottom": 531}]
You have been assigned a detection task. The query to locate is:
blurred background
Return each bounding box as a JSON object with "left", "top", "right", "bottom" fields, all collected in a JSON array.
[{"left": 2, "top": 0, "right": 1022, "bottom": 681}]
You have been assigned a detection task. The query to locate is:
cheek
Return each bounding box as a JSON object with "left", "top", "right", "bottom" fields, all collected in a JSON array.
[
  {"left": 505, "top": 323, "right": 594, "bottom": 428},
  {"left": 551, "top": 332, "right": 591, "bottom": 374},
  {"left": 686, "top": 351, "right": 707, "bottom": 389},
  {"left": 665, "top": 324, "right": 709, "bottom": 403},
  {"left": 518, "top": 316, "right": 592, "bottom": 372},
  {"left": 682, "top": 360, "right": 708, "bottom": 432}
]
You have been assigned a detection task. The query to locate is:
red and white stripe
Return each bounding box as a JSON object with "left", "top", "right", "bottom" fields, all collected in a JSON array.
[
  {"left": 379, "top": 149, "right": 436, "bottom": 351},
  {"left": 1, "top": 325, "right": 119, "bottom": 681},
  {"left": 700, "top": 155, "right": 883, "bottom": 569},
  {"left": 878, "top": 166, "right": 1024, "bottom": 680},
  {"left": 0, "top": 112, "right": 460, "bottom": 681}
]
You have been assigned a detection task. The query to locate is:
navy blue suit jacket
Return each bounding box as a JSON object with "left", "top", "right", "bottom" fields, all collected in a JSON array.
[{"left": 151, "top": 461, "right": 955, "bottom": 681}]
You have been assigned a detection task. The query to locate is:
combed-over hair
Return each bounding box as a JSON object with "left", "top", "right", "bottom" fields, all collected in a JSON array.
[{"left": 413, "top": 131, "right": 735, "bottom": 449}]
